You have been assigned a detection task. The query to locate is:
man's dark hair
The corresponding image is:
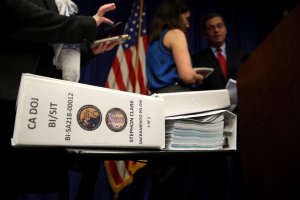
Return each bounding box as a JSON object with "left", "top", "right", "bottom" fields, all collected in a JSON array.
[{"left": 202, "top": 12, "right": 225, "bottom": 30}]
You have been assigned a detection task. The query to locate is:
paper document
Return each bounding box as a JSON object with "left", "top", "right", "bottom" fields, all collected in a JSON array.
[
  {"left": 225, "top": 79, "right": 237, "bottom": 112},
  {"left": 194, "top": 67, "right": 214, "bottom": 78},
  {"left": 165, "top": 110, "right": 236, "bottom": 150}
]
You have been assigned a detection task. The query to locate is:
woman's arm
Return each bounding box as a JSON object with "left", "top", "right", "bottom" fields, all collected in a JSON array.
[{"left": 164, "top": 29, "right": 204, "bottom": 85}]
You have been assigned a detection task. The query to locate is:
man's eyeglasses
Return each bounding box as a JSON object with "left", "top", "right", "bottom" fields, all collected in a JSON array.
[{"left": 206, "top": 23, "right": 225, "bottom": 31}]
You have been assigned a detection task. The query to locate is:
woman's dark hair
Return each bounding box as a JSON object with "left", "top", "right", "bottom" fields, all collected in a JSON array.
[{"left": 148, "top": 0, "right": 190, "bottom": 43}]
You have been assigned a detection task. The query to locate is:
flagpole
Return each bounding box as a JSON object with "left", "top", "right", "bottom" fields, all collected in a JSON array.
[{"left": 134, "top": 0, "right": 144, "bottom": 90}]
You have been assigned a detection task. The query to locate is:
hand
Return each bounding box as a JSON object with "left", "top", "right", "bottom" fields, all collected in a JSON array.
[
  {"left": 91, "top": 41, "right": 119, "bottom": 55},
  {"left": 193, "top": 73, "right": 204, "bottom": 85},
  {"left": 93, "top": 3, "right": 116, "bottom": 26}
]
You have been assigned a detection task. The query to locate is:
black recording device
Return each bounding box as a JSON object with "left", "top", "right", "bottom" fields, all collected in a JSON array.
[
  {"left": 96, "top": 21, "right": 124, "bottom": 40},
  {"left": 91, "top": 22, "right": 128, "bottom": 48}
]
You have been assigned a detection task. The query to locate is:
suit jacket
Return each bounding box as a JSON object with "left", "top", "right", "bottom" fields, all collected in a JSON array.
[
  {"left": 192, "top": 46, "right": 249, "bottom": 90},
  {"left": 0, "top": 0, "right": 97, "bottom": 100}
]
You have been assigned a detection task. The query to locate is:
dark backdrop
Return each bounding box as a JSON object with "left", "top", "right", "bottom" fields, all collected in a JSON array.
[
  {"left": 74, "top": 0, "right": 298, "bottom": 87},
  {"left": 68, "top": 1, "right": 299, "bottom": 200}
]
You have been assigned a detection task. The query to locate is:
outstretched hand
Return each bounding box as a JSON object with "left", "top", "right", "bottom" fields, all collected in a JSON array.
[{"left": 93, "top": 3, "right": 116, "bottom": 26}]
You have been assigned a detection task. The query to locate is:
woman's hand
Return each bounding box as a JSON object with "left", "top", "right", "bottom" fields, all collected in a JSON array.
[{"left": 193, "top": 73, "right": 204, "bottom": 85}]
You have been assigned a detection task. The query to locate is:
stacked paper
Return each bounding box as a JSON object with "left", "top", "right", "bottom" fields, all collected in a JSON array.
[
  {"left": 152, "top": 89, "right": 236, "bottom": 150},
  {"left": 165, "top": 110, "right": 236, "bottom": 150}
]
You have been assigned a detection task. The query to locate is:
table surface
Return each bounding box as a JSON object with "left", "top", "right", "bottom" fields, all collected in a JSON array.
[{"left": 66, "top": 148, "right": 235, "bottom": 159}]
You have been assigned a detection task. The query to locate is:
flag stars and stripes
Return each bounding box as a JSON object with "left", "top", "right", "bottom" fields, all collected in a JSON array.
[
  {"left": 105, "top": 0, "right": 148, "bottom": 94},
  {"left": 104, "top": 0, "right": 149, "bottom": 195}
]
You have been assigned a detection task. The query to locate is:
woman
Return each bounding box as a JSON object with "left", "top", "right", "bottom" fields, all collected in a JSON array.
[
  {"left": 146, "top": 0, "right": 204, "bottom": 94},
  {"left": 146, "top": 1, "right": 202, "bottom": 199}
]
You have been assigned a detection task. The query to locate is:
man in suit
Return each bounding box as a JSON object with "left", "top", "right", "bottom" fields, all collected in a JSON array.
[
  {"left": 189, "top": 13, "right": 249, "bottom": 200},
  {"left": 192, "top": 12, "right": 249, "bottom": 90},
  {"left": 0, "top": 0, "right": 117, "bottom": 198}
]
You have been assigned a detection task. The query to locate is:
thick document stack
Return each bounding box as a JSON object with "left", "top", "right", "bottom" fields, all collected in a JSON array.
[
  {"left": 153, "top": 90, "right": 236, "bottom": 150},
  {"left": 165, "top": 110, "right": 236, "bottom": 150},
  {"left": 12, "top": 74, "right": 165, "bottom": 149}
]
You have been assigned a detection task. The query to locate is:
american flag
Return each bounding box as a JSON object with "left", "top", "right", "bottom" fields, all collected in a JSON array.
[
  {"left": 104, "top": 0, "right": 148, "bottom": 195},
  {"left": 105, "top": 0, "right": 148, "bottom": 95},
  {"left": 104, "top": 160, "right": 147, "bottom": 194}
]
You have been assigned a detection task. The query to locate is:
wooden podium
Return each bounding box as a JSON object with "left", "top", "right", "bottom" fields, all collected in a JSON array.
[{"left": 237, "top": 3, "right": 300, "bottom": 200}]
